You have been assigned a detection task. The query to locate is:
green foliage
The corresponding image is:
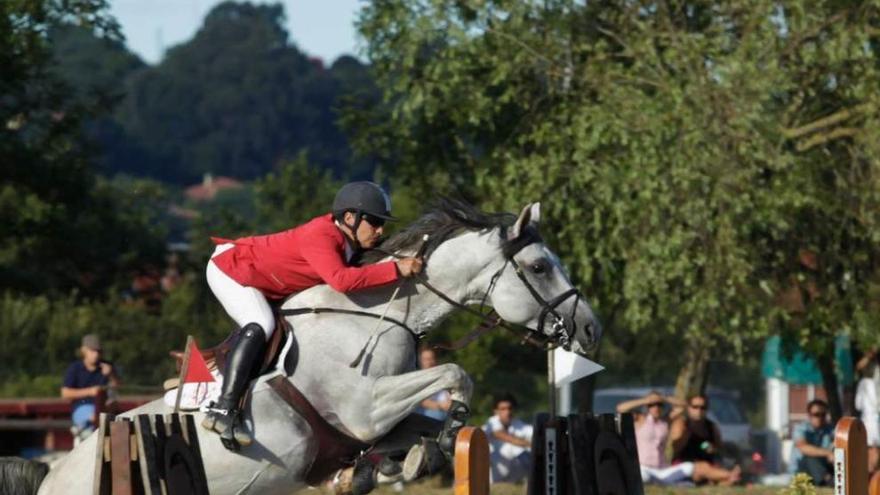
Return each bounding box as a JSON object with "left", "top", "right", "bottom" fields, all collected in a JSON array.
[
  {"left": 354, "top": 0, "right": 880, "bottom": 401},
  {"left": 782, "top": 473, "right": 818, "bottom": 495},
  {"left": 254, "top": 152, "right": 341, "bottom": 231},
  {"left": 0, "top": 281, "right": 231, "bottom": 397},
  {"left": 1, "top": 0, "right": 167, "bottom": 296}
]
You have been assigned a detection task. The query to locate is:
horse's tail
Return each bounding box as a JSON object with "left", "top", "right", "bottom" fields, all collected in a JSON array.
[{"left": 0, "top": 457, "right": 49, "bottom": 495}]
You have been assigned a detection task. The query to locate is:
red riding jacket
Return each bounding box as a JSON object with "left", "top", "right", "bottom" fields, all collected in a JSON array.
[{"left": 210, "top": 214, "right": 399, "bottom": 299}]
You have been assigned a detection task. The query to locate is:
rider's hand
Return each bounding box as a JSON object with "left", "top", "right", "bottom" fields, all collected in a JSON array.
[
  {"left": 396, "top": 257, "right": 424, "bottom": 277},
  {"left": 90, "top": 385, "right": 106, "bottom": 397}
]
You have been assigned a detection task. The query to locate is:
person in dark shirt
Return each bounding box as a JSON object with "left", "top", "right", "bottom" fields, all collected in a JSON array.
[
  {"left": 61, "top": 334, "right": 119, "bottom": 435},
  {"left": 670, "top": 394, "right": 724, "bottom": 465},
  {"left": 791, "top": 399, "right": 835, "bottom": 486}
]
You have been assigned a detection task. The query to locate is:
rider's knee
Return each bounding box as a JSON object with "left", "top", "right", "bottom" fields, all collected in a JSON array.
[{"left": 252, "top": 315, "right": 275, "bottom": 340}]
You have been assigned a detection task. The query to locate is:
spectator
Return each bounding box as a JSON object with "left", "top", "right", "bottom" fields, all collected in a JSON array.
[
  {"left": 671, "top": 394, "right": 723, "bottom": 465},
  {"left": 482, "top": 393, "right": 533, "bottom": 484},
  {"left": 414, "top": 347, "right": 451, "bottom": 421},
  {"left": 60, "top": 334, "right": 119, "bottom": 439},
  {"left": 790, "top": 399, "right": 835, "bottom": 486},
  {"left": 619, "top": 392, "right": 740, "bottom": 485},
  {"left": 856, "top": 348, "right": 879, "bottom": 474}
]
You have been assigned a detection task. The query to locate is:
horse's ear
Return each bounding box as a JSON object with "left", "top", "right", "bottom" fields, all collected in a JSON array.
[{"left": 508, "top": 202, "right": 541, "bottom": 240}]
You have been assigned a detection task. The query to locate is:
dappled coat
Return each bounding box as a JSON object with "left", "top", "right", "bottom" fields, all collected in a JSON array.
[{"left": 211, "top": 213, "right": 398, "bottom": 299}]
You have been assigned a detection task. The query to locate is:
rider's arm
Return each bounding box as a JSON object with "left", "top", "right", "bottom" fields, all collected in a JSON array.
[{"left": 300, "top": 230, "right": 399, "bottom": 292}]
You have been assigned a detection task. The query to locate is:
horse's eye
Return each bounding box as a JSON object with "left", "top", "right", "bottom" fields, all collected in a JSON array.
[{"left": 531, "top": 262, "right": 546, "bottom": 274}]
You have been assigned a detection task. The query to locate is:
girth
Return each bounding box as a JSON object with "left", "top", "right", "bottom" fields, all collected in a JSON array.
[{"left": 267, "top": 375, "right": 370, "bottom": 486}]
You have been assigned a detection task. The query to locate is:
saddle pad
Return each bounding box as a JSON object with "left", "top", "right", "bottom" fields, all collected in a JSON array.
[{"left": 162, "top": 369, "right": 223, "bottom": 411}]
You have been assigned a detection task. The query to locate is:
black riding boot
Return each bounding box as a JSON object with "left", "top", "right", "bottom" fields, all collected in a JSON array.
[{"left": 201, "top": 323, "right": 266, "bottom": 451}]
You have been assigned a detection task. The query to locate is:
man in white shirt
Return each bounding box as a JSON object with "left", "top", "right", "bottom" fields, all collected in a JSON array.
[{"left": 482, "top": 394, "right": 533, "bottom": 484}]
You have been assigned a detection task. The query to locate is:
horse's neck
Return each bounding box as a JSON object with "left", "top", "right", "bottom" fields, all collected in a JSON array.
[{"left": 287, "top": 230, "right": 502, "bottom": 333}]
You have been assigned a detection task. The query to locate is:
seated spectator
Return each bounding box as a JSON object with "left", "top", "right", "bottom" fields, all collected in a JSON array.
[
  {"left": 414, "top": 347, "right": 451, "bottom": 421},
  {"left": 791, "top": 399, "right": 835, "bottom": 486},
  {"left": 60, "top": 334, "right": 119, "bottom": 439},
  {"left": 482, "top": 393, "right": 533, "bottom": 484},
  {"left": 671, "top": 393, "right": 724, "bottom": 465},
  {"left": 619, "top": 391, "right": 740, "bottom": 486}
]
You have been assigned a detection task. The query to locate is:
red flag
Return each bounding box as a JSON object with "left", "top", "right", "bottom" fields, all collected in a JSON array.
[{"left": 183, "top": 340, "right": 215, "bottom": 383}]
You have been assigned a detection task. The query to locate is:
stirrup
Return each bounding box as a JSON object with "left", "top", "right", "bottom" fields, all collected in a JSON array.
[{"left": 201, "top": 403, "right": 252, "bottom": 450}]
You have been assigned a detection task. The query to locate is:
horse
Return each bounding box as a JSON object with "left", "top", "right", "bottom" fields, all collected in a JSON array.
[{"left": 35, "top": 199, "right": 601, "bottom": 495}]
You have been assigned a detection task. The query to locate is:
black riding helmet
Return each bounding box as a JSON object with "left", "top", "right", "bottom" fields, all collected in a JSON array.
[
  {"left": 332, "top": 182, "right": 396, "bottom": 248},
  {"left": 332, "top": 181, "right": 397, "bottom": 221}
]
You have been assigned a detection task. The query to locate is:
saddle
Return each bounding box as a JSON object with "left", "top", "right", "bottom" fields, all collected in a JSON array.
[{"left": 169, "top": 313, "right": 288, "bottom": 377}]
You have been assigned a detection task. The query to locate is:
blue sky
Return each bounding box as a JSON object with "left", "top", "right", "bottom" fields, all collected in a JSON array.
[{"left": 109, "top": 0, "right": 365, "bottom": 65}]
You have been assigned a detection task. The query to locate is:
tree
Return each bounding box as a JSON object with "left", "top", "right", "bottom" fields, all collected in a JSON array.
[
  {"left": 1, "top": 0, "right": 167, "bottom": 295},
  {"left": 106, "top": 1, "right": 372, "bottom": 184},
  {"left": 353, "top": 0, "right": 880, "bottom": 409},
  {"left": 49, "top": 23, "right": 150, "bottom": 177}
]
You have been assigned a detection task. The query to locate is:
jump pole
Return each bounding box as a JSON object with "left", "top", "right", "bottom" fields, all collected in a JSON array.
[{"left": 834, "top": 416, "right": 868, "bottom": 495}]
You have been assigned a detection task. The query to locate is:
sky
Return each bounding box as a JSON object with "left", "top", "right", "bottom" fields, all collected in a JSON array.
[{"left": 109, "top": 0, "right": 365, "bottom": 65}]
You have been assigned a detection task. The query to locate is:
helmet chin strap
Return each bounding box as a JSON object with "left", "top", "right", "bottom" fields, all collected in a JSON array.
[{"left": 343, "top": 211, "right": 364, "bottom": 250}]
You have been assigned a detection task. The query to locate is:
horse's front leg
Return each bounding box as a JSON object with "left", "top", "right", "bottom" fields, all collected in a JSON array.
[
  {"left": 369, "top": 363, "right": 472, "bottom": 436},
  {"left": 368, "top": 363, "right": 473, "bottom": 480}
]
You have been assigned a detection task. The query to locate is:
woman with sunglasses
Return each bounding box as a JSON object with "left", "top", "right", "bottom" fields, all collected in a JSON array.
[
  {"left": 202, "top": 181, "right": 423, "bottom": 449},
  {"left": 618, "top": 392, "right": 741, "bottom": 486}
]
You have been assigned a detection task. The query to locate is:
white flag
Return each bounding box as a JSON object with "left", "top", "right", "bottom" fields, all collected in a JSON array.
[{"left": 553, "top": 347, "right": 604, "bottom": 386}]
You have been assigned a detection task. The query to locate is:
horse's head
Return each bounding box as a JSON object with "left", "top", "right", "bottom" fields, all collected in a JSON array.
[{"left": 487, "top": 202, "right": 601, "bottom": 357}]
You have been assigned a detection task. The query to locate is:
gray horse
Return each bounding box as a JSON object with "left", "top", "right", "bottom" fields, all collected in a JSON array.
[{"left": 36, "top": 200, "right": 600, "bottom": 495}]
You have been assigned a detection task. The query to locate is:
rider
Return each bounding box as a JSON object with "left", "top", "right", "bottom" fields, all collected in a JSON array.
[{"left": 202, "top": 181, "right": 424, "bottom": 450}]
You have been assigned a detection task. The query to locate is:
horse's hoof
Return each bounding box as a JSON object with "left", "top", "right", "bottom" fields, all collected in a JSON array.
[
  {"left": 351, "top": 458, "right": 376, "bottom": 495},
  {"left": 402, "top": 444, "right": 425, "bottom": 482},
  {"left": 402, "top": 439, "right": 446, "bottom": 482},
  {"left": 377, "top": 456, "right": 402, "bottom": 477}
]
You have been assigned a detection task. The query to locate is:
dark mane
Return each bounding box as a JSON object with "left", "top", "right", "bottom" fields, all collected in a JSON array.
[{"left": 358, "top": 198, "right": 535, "bottom": 264}]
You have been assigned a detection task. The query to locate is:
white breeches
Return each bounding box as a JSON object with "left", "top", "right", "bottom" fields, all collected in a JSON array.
[
  {"left": 640, "top": 462, "right": 694, "bottom": 485},
  {"left": 206, "top": 244, "right": 275, "bottom": 340}
]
